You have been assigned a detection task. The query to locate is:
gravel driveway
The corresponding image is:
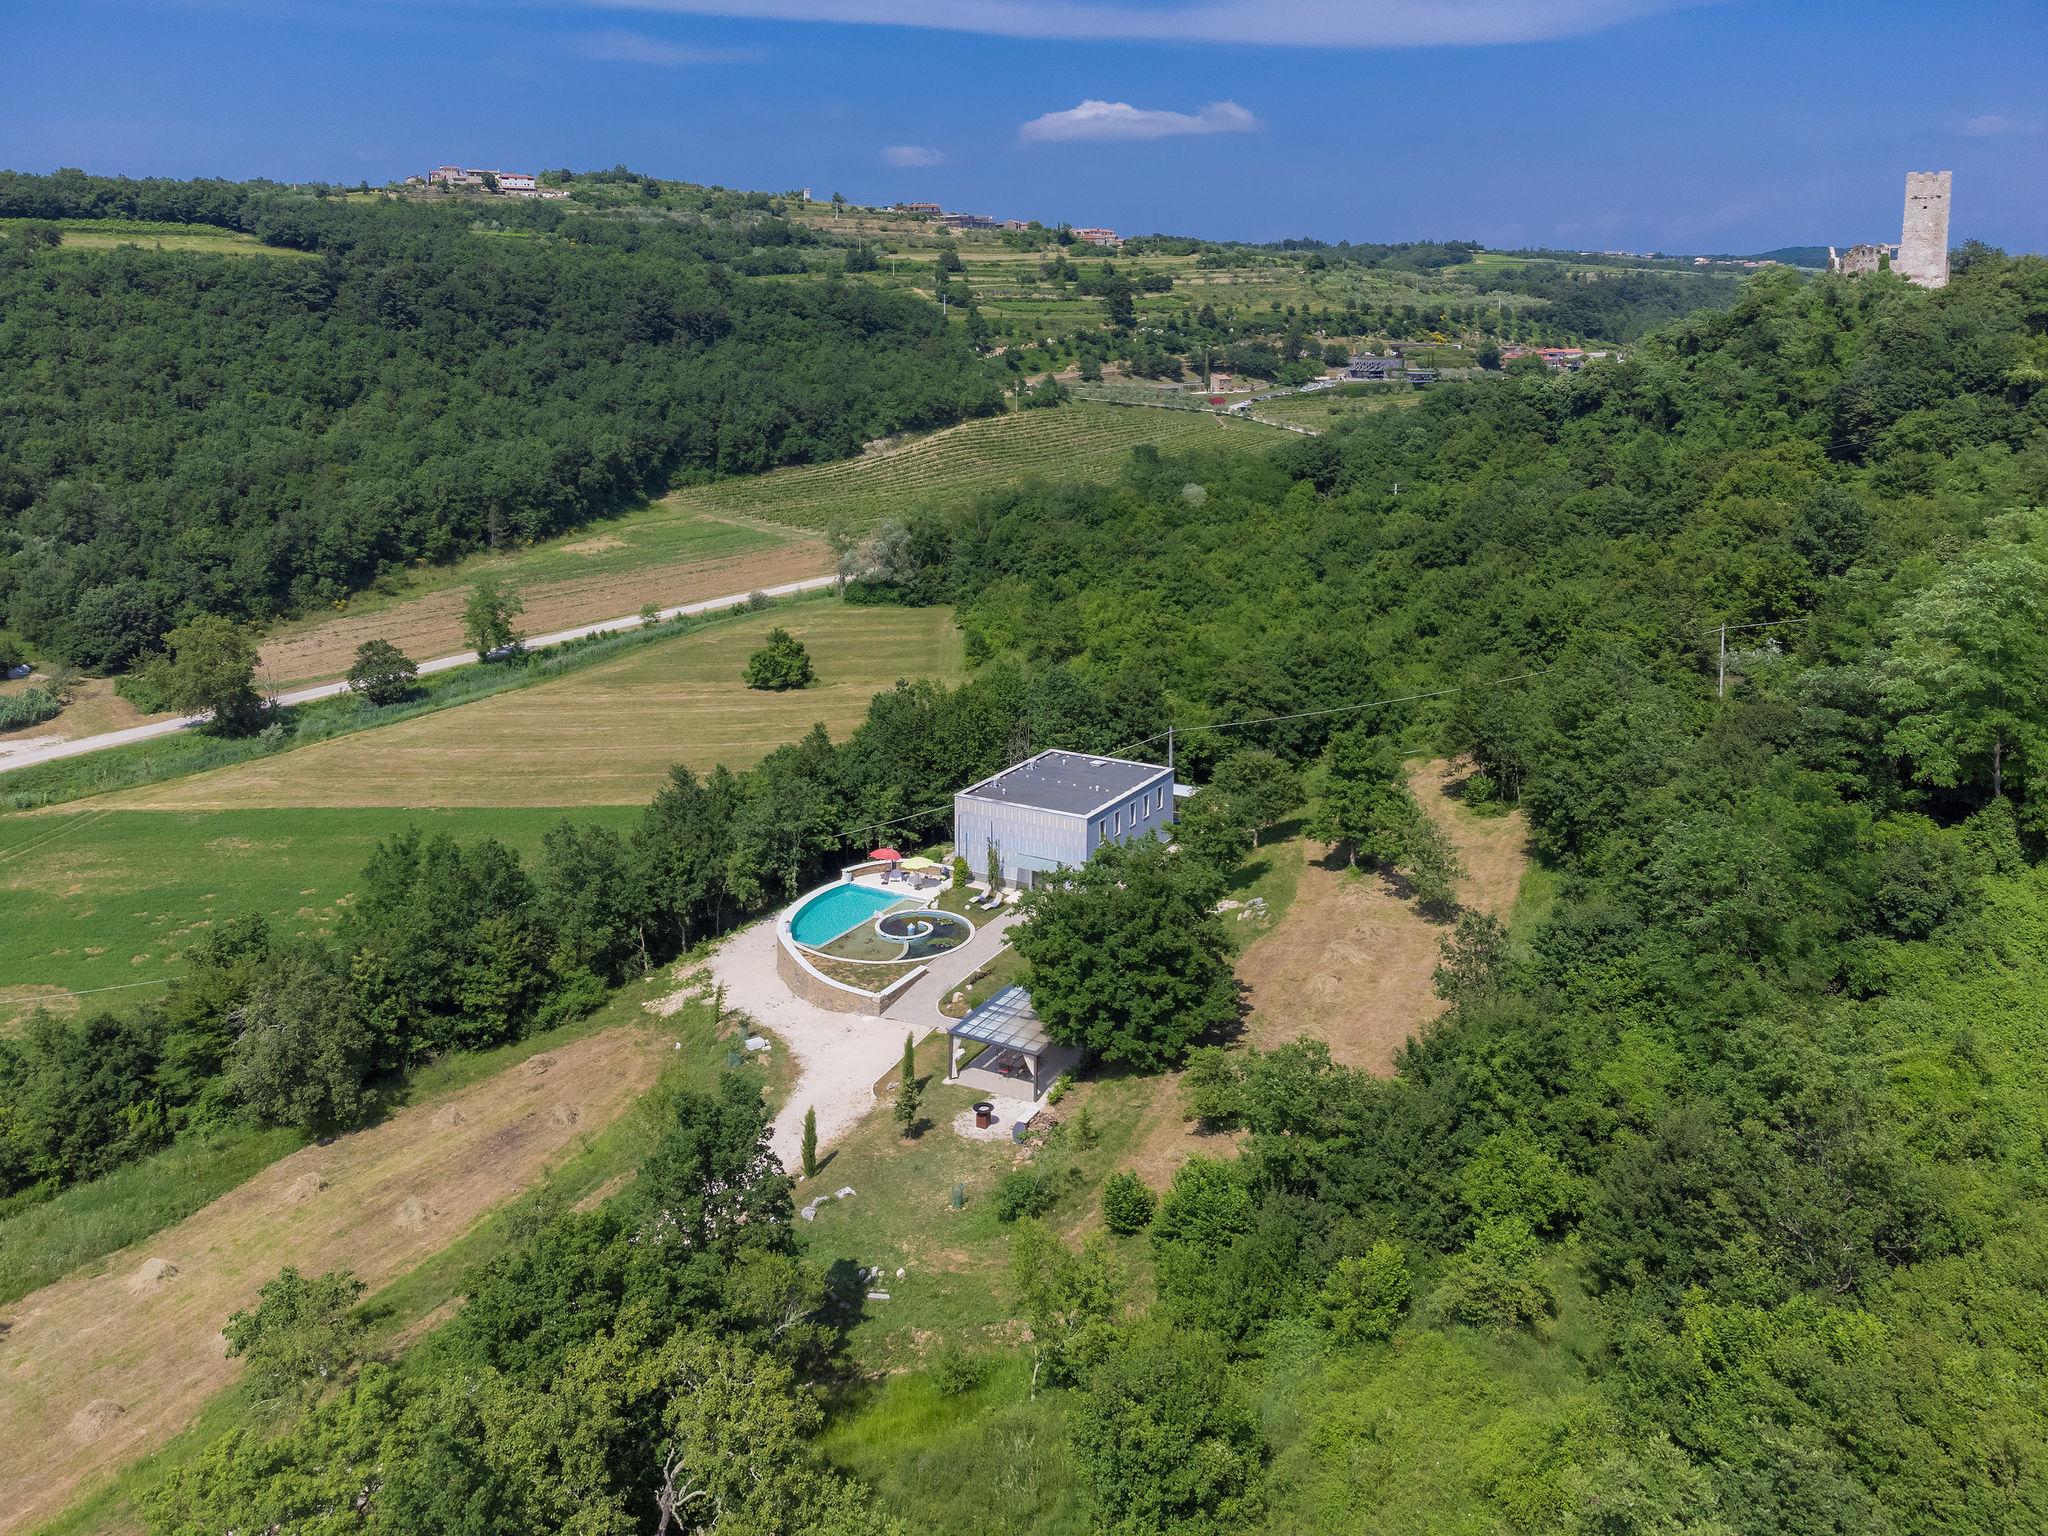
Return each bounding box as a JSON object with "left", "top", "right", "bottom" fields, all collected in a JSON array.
[{"left": 706, "top": 906, "right": 1018, "bottom": 1167}]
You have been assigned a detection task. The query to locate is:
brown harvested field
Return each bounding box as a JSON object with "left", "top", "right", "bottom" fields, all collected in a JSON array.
[
  {"left": 258, "top": 529, "right": 831, "bottom": 688},
  {"left": 0, "top": 1023, "right": 664, "bottom": 1536},
  {"left": 93, "top": 604, "right": 965, "bottom": 813},
  {"left": 1237, "top": 760, "right": 1529, "bottom": 1072}
]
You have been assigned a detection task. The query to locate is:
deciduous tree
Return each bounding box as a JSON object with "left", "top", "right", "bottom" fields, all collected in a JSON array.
[{"left": 1013, "top": 837, "right": 1237, "bottom": 1070}]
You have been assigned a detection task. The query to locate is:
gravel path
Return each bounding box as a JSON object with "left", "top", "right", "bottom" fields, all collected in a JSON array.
[{"left": 707, "top": 906, "right": 1018, "bottom": 1167}]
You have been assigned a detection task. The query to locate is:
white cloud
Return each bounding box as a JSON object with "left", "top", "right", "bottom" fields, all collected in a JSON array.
[
  {"left": 1962, "top": 113, "right": 2037, "bottom": 138},
  {"left": 882, "top": 144, "right": 946, "bottom": 167},
  {"left": 570, "top": 27, "right": 757, "bottom": 64},
  {"left": 583, "top": 0, "right": 1708, "bottom": 48},
  {"left": 1020, "top": 99, "right": 1260, "bottom": 143}
]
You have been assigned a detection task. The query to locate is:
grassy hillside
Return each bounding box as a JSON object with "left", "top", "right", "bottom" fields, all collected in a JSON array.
[{"left": 660, "top": 401, "right": 1274, "bottom": 530}]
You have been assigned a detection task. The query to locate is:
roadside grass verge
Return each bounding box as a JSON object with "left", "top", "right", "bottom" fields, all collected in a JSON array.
[{"left": 255, "top": 511, "right": 810, "bottom": 687}]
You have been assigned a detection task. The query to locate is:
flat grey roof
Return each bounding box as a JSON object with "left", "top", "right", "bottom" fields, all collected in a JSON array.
[
  {"left": 948, "top": 986, "right": 1051, "bottom": 1054},
  {"left": 956, "top": 749, "right": 1170, "bottom": 818}
]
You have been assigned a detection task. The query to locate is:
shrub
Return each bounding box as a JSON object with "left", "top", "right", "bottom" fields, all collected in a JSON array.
[
  {"left": 991, "top": 1166, "right": 1063, "bottom": 1223},
  {"left": 0, "top": 687, "right": 61, "bottom": 733},
  {"left": 1317, "top": 1241, "right": 1410, "bottom": 1345},
  {"left": 929, "top": 1344, "right": 993, "bottom": 1396},
  {"left": 743, "top": 627, "right": 813, "bottom": 691},
  {"left": 1435, "top": 1218, "right": 1553, "bottom": 1336},
  {"left": 1102, "top": 1172, "right": 1158, "bottom": 1235}
]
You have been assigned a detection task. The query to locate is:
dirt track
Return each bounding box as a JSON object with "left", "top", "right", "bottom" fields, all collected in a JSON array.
[{"left": 0, "top": 1024, "right": 663, "bottom": 1535}]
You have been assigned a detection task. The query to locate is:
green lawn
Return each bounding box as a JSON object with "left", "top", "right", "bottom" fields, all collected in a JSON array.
[
  {"left": 794, "top": 1034, "right": 1157, "bottom": 1370},
  {"left": 0, "top": 805, "right": 636, "bottom": 1025}
]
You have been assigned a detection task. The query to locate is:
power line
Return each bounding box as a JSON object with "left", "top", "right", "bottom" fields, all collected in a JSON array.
[
  {"left": 827, "top": 667, "right": 1557, "bottom": 846},
  {"left": 826, "top": 604, "right": 1817, "bottom": 846},
  {"left": 11, "top": 975, "right": 175, "bottom": 1000}
]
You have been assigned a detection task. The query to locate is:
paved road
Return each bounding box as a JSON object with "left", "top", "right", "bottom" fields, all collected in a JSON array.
[{"left": 0, "top": 574, "right": 840, "bottom": 775}]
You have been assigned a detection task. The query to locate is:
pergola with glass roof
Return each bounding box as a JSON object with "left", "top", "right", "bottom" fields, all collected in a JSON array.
[{"left": 945, "top": 986, "right": 1078, "bottom": 1103}]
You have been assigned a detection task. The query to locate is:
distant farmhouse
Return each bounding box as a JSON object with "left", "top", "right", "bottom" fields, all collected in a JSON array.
[
  {"left": 894, "top": 201, "right": 1113, "bottom": 245},
  {"left": 419, "top": 166, "right": 568, "bottom": 199},
  {"left": 955, "top": 750, "right": 1176, "bottom": 889},
  {"left": 1496, "top": 346, "right": 1587, "bottom": 372}
]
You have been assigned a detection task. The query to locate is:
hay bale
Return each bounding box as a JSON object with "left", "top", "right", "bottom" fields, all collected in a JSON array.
[
  {"left": 550, "top": 1103, "right": 580, "bottom": 1127},
  {"left": 432, "top": 1104, "right": 467, "bottom": 1130},
  {"left": 393, "top": 1196, "right": 437, "bottom": 1232},
  {"left": 125, "top": 1257, "right": 179, "bottom": 1295},
  {"left": 68, "top": 1398, "right": 124, "bottom": 1445},
  {"left": 282, "top": 1171, "right": 328, "bottom": 1205},
  {"left": 526, "top": 1054, "right": 555, "bottom": 1077}
]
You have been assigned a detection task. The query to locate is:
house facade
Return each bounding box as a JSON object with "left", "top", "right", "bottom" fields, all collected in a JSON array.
[{"left": 954, "top": 750, "right": 1176, "bottom": 888}]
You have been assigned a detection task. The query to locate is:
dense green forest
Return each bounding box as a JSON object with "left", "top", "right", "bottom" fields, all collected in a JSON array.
[
  {"left": 0, "top": 171, "right": 1001, "bottom": 667},
  {"left": 15, "top": 248, "right": 2048, "bottom": 1532}
]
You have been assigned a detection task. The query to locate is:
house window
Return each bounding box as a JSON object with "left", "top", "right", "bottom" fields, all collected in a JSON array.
[{"left": 1113, "top": 810, "right": 1122, "bottom": 835}]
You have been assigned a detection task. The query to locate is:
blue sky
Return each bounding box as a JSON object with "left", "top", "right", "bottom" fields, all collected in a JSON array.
[{"left": 6, "top": 0, "right": 2045, "bottom": 252}]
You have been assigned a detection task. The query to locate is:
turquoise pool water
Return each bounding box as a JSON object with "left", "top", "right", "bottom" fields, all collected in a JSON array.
[{"left": 789, "top": 883, "right": 902, "bottom": 947}]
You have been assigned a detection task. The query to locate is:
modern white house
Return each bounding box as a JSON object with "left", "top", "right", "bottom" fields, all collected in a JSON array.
[{"left": 953, "top": 749, "right": 1175, "bottom": 889}]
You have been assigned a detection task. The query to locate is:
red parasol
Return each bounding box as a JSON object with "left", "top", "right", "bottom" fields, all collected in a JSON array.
[{"left": 868, "top": 846, "right": 904, "bottom": 862}]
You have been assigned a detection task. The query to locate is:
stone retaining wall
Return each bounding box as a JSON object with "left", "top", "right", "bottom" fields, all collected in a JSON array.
[{"left": 774, "top": 889, "right": 926, "bottom": 1016}]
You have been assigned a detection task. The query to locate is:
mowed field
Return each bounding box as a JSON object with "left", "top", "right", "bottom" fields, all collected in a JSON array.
[
  {"left": 1249, "top": 388, "right": 1430, "bottom": 429},
  {"left": 1236, "top": 760, "right": 1531, "bottom": 1071},
  {"left": 111, "top": 605, "right": 963, "bottom": 812},
  {"left": 1112, "top": 761, "right": 1531, "bottom": 1186},
  {"left": 657, "top": 402, "right": 1270, "bottom": 531},
  {"left": 0, "top": 217, "right": 317, "bottom": 260},
  {"left": 0, "top": 1019, "right": 669, "bottom": 1536},
  {"left": 0, "top": 805, "right": 635, "bottom": 1029},
  {"left": 0, "top": 604, "right": 962, "bottom": 1017}
]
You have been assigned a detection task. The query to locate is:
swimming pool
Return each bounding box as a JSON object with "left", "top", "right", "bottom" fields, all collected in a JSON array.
[{"left": 789, "top": 883, "right": 903, "bottom": 948}]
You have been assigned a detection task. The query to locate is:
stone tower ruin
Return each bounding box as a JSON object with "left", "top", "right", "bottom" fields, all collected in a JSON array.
[{"left": 1896, "top": 170, "right": 1951, "bottom": 289}]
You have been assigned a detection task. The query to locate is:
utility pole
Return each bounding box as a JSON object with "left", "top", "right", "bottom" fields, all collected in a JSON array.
[
  {"left": 1167, "top": 725, "right": 1175, "bottom": 776},
  {"left": 1717, "top": 624, "right": 1727, "bottom": 699}
]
